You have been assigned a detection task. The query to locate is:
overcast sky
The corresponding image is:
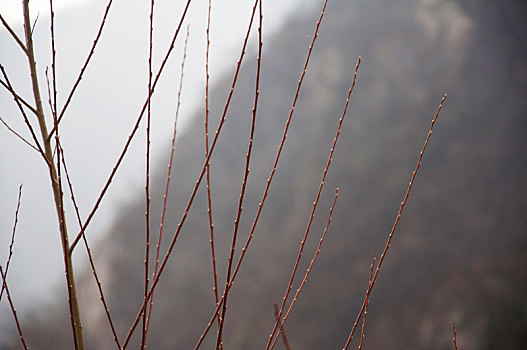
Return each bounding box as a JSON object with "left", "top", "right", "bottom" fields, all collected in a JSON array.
[{"left": 0, "top": 0, "right": 314, "bottom": 325}]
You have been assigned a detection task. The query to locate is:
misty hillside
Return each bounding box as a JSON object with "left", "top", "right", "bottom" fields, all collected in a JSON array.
[{"left": 3, "top": 0, "right": 526, "bottom": 349}]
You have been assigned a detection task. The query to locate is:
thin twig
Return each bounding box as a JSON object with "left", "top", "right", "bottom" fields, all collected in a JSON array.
[
  {"left": 59, "top": 144, "right": 122, "bottom": 349},
  {"left": 204, "top": 0, "right": 220, "bottom": 327},
  {"left": 123, "top": 1, "right": 259, "bottom": 346},
  {"left": 141, "top": 0, "right": 156, "bottom": 347},
  {"left": 195, "top": 2, "right": 329, "bottom": 347},
  {"left": 0, "top": 13, "right": 28, "bottom": 54},
  {"left": 267, "top": 56, "right": 360, "bottom": 350},
  {"left": 0, "top": 185, "right": 23, "bottom": 301},
  {"left": 145, "top": 25, "right": 191, "bottom": 336},
  {"left": 271, "top": 188, "right": 340, "bottom": 350},
  {"left": 47, "top": 0, "right": 116, "bottom": 139},
  {"left": 342, "top": 94, "right": 447, "bottom": 350},
  {"left": 0, "top": 116, "right": 39, "bottom": 152},
  {"left": 215, "top": 0, "right": 263, "bottom": 347},
  {"left": 274, "top": 302, "right": 291, "bottom": 350},
  {"left": 0, "top": 77, "right": 39, "bottom": 116},
  {"left": 452, "top": 322, "right": 458, "bottom": 350},
  {"left": 69, "top": 0, "right": 195, "bottom": 252},
  {"left": 0, "top": 65, "right": 46, "bottom": 159},
  {"left": 357, "top": 257, "right": 375, "bottom": 350},
  {"left": 0, "top": 266, "right": 29, "bottom": 350}
]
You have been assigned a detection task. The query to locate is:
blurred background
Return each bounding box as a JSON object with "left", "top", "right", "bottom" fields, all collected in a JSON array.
[{"left": 1, "top": 0, "right": 526, "bottom": 348}]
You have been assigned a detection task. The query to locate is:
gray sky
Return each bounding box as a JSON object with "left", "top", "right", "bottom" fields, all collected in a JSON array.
[{"left": 0, "top": 0, "right": 314, "bottom": 321}]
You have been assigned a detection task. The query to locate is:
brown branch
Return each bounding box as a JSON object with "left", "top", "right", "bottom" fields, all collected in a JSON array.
[
  {"left": 357, "top": 257, "right": 375, "bottom": 350},
  {"left": 0, "top": 13, "right": 28, "bottom": 54},
  {"left": 270, "top": 188, "right": 340, "bottom": 350},
  {"left": 0, "top": 65, "right": 46, "bottom": 158},
  {"left": 195, "top": 2, "right": 330, "bottom": 347},
  {"left": 0, "top": 185, "right": 23, "bottom": 302},
  {"left": 140, "top": 0, "right": 156, "bottom": 347},
  {"left": 69, "top": 0, "right": 195, "bottom": 253},
  {"left": 47, "top": 0, "right": 116, "bottom": 139},
  {"left": 0, "top": 266, "right": 29, "bottom": 350},
  {"left": 267, "top": 56, "right": 360, "bottom": 350},
  {"left": 342, "top": 94, "right": 447, "bottom": 350},
  {"left": 0, "top": 116, "right": 39, "bottom": 152},
  {"left": 145, "top": 25, "right": 191, "bottom": 337},
  {"left": 215, "top": 0, "right": 263, "bottom": 347},
  {"left": 204, "top": 0, "right": 220, "bottom": 329},
  {"left": 452, "top": 322, "right": 458, "bottom": 350},
  {"left": 123, "top": 0, "right": 259, "bottom": 346},
  {"left": 274, "top": 302, "right": 292, "bottom": 350},
  {"left": 0, "top": 77, "right": 39, "bottom": 116}
]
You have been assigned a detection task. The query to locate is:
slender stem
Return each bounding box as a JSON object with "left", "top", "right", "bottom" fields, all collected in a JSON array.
[
  {"left": 204, "top": 0, "right": 221, "bottom": 329},
  {"left": 0, "top": 77, "right": 39, "bottom": 116},
  {"left": 145, "top": 25, "right": 191, "bottom": 335},
  {"left": 0, "top": 185, "right": 23, "bottom": 301},
  {"left": 196, "top": 2, "right": 329, "bottom": 346},
  {"left": 0, "top": 117, "right": 39, "bottom": 152},
  {"left": 357, "top": 257, "right": 375, "bottom": 350},
  {"left": 69, "top": 0, "right": 195, "bottom": 252},
  {"left": 452, "top": 322, "right": 458, "bottom": 350},
  {"left": 267, "top": 53, "right": 360, "bottom": 350},
  {"left": 47, "top": 0, "right": 116, "bottom": 139},
  {"left": 215, "top": 0, "right": 263, "bottom": 347},
  {"left": 342, "top": 95, "right": 447, "bottom": 350},
  {"left": 0, "top": 266, "right": 29, "bottom": 350},
  {"left": 0, "top": 13, "right": 28, "bottom": 54},
  {"left": 273, "top": 302, "right": 291, "bottom": 350},
  {"left": 22, "top": 1, "right": 85, "bottom": 349},
  {"left": 141, "top": 0, "right": 155, "bottom": 347},
  {"left": 123, "top": 1, "right": 259, "bottom": 345},
  {"left": 0, "top": 65, "right": 46, "bottom": 158},
  {"left": 270, "top": 188, "right": 340, "bottom": 350}
]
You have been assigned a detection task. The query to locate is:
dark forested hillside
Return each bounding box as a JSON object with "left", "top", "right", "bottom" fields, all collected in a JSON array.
[{"left": 4, "top": 0, "right": 526, "bottom": 348}]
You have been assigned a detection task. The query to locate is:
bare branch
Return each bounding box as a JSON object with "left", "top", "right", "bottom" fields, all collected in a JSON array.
[
  {"left": 0, "top": 13, "right": 28, "bottom": 54},
  {"left": 342, "top": 94, "right": 447, "bottom": 350},
  {"left": 1, "top": 266, "right": 29, "bottom": 350},
  {"left": 0, "top": 184, "right": 23, "bottom": 301},
  {"left": 0, "top": 116, "right": 39, "bottom": 152},
  {"left": 69, "top": 0, "right": 195, "bottom": 252}
]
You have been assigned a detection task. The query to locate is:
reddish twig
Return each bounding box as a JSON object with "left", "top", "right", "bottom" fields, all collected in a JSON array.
[
  {"left": 0, "top": 64, "right": 46, "bottom": 160},
  {"left": 357, "top": 257, "right": 375, "bottom": 350},
  {"left": 69, "top": 0, "right": 195, "bottom": 252},
  {"left": 342, "top": 94, "right": 447, "bottom": 349},
  {"left": 195, "top": 2, "right": 330, "bottom": 347},
  {"left": 145, "top": 23, "right": 191, "bottom": 338},
  {"left": 267, "top": 56, "right": 360, "bottom": 350},
  {"left": 122, "top": 1, "right": 258, "bottom": 346},
  {"left": 47, "top": 0, "right": 116, "bottom": 139},
  {"left": 204, "top": 0, "right": 220, "bottom": 325},
  {"left": 452, "top": 322, "right": 458, "bottom": 350},
  {"left": 0, "top": 266, "right": 29, "bottom": 350},
  {"left": 0, "top": 116, "right": 39, "bottom": 152},
  {"left": 0, "top": 185, "right": 23, "bottom": 301},
  {"left": 274, "top": 302, "right": 292, "bottom": 350},
  {"left": 0, "top": 78, "right": 39, "bottom": 116},
  {"left": 140, "top": 0, "right": 156, "bottom": 347},
  {"left": 271, "top": 188, "right": 340, "bottom": 350},
  {"left": 215, "top": 0, "right": 263, "bottom": 347}
]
